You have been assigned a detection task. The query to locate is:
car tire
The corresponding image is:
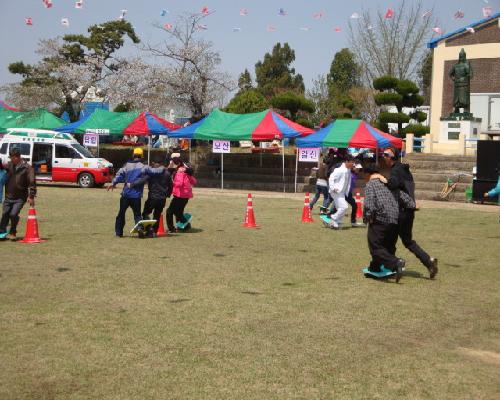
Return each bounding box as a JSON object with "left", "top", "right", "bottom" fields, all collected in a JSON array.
[{"left": 78, "top": 172, "right": 95, "bottom": 188}]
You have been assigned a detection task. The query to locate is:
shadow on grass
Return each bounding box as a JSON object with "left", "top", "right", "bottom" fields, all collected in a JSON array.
[
  {"left": 178, "top": 228, "right": 204, "bottom": 234},
  {"left": 241, "top": 290, "right": 263, "bottom": 295},
  {"left": 445, "top": 263, "right": 462, "bottom": 268},
  {"left": 213, "top": 253, "right": 226, "bottom": 257},
  {"left": 169, "top": 298, "right": 191, "bottom": 304},
  {"left": 56, "top": 267, "right": 71, "bottom": 272},
  {"left": 402, "top": 270, "right": 425, "bottom": 279}
]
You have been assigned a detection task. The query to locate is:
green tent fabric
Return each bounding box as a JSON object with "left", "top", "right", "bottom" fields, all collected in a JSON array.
[
  {"left": 0, "top": 109, "right": 66, "bottom": 132},
  {"left": 71, "top": 109, "right": 139, "bottom": 135}
]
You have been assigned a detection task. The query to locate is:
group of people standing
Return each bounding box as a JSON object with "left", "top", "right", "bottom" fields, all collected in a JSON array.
[{"left": 107, "top": 148, "right": 196, "bottom": 237}]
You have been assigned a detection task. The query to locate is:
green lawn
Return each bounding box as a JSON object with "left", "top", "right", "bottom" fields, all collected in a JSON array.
[{"left": 1, "top": 186, "right": 499, "bottom": 400}]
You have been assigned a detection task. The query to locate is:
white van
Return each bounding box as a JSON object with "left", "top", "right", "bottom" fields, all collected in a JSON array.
[{"left": 0, "top": 129, "right": 113, "bottom": 188}]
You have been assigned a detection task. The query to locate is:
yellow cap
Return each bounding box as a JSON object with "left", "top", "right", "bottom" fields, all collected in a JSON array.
[{"left": 133, "top": 148, "right": 144, "bottom": 157}]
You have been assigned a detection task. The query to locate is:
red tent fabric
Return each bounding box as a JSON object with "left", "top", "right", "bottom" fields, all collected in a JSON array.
[
  {"left": 0, "top": 101, "right": 19, "bottom": 111},
  {"left": 123, "top": 112, "right": 181, "bottom": 135}
]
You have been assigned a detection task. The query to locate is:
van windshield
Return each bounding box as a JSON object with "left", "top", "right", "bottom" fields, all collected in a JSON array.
[{"left": 72, "top": 144, "right": 95, "bottom": 158}]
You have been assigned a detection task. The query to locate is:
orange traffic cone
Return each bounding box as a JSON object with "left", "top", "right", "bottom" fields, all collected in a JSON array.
[
  {"left": 156, "top": 213, "right": 167, "bottom": 237},
  {"left": 355, "top": 192, "right": 363, "bottom": 219},
  {"left": 241, "top": 193, "right": 259, "bottom": 228},
  {"left": 301, "top": 192, "right": 314, "bottom": 223},
  {"left": 19, "top": 207, "right": 45, "bottom": 244}
]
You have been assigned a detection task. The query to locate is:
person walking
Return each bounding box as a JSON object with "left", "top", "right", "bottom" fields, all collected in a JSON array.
[
  {"left": 0, "top": 148, "right": 36, "bottom": 240},
  {"left": 363, "top": 165, "right": 414, "bottom": 283},
  {"left": 483, "top": 163, "right": 500, "bottom": 205},
  {"left": 327, "top": 155, "right": 355, "bottom": 229},
  {"left": 309, "top": 160, "right": 329, "bottom": 214},
  {"left": 345, "top": 162, "right": 365, "bottom": 227},
  {"left": 0, "top": 161, "right": 7, "bottom": 204},
  {"left": 378, "top": 147, "right": 438, "bottom": 279},
  {"left": 107, "top": 148, "right": 164, "bottom": 237},
  {"left": 166, "top": 157, "right": 196, "bottom": 232}
]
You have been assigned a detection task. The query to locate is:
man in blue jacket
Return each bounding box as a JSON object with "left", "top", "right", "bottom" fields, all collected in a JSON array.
[{"left": 107, "top": 148, "right": 165, "bottom": 237}]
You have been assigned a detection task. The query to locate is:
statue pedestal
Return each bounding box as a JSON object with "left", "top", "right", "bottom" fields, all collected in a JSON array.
[{"left": 439, "top": 116, "right": 482, "bottom": 155}]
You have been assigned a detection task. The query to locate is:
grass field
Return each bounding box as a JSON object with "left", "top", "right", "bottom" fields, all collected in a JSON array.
[{"left": 1, "top": 186, "right": 499, "bottom": 400}]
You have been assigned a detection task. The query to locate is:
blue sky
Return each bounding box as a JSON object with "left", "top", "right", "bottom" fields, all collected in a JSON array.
[{"left": 0, "top": 0, "right": 497, "bottom": 101}]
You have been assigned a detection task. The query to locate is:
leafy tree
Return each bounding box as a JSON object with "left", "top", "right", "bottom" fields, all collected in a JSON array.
[
  {"left": 255, "top": 43, "right": 304, "bottom": 98},
  {"left": 7, "top": 20, "right": 140, "bottom": 121},
  {"left": 349, "top": 0, "right": 435, "bottom": 83},
  {"left": 306, "top": 75, "right": 335, "bottom": 126},
  {"left": 327, "top": 48, "right": 360, "bottom": 93},
  {"left": 113, "top": 102, "right": 134, "bottom": 112},
  {"left": 238, "top": 69, "right": 253, "bottom": 92},
  {"left": 270, "top": 91, "right": 314, "bottom": 121},
  {"left": 225, "top": 90, "right": 268, "bottom": 114},
  {"left": 373, "top": 75, "right": 425, "bottom": 136},
  {"left": 418, "top": 50, "right": 433, "bottom": 105}
]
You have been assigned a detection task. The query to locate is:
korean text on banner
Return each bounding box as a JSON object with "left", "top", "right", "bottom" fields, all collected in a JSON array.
[
  {"left": 298, "top": 148, "right": 320, "bottom": 162},
  {"left": 213, "top": 140, "right": 231, "bottom": 154},
  {"left": 85, "top": 128, "right": 110, "bottom": 135},
  {"left": 83, "top": 133, "right": 99, "bottom": 147}
]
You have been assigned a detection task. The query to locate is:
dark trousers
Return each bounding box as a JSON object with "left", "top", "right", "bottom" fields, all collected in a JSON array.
[
  {"left": 398, "top": 209, "right": 432, "bottom": 269},
  {"left": 368, "top": 222, "right": 400, "bottom": 271},
  {"left": 310, "top": 185, "right": 329, "bottom": 209},
  {"left": 0, "top": 198, "right": 26, "bottom": 235},
  {"left": 115, "top": 197, "right": 142, "bottom": 236},
  {"left": 166, "top": 196, "right": 189, "bottom": 231},
  {"left": 142, "top": 198, "right": 166, "bottom": 233}
]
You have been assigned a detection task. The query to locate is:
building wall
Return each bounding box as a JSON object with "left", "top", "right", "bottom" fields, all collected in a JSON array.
[
  {"left": 429, "top": 32, "right": 500, "bottom": 154},
  {"left": 446, "top": 19, "right": 500, "bottom": 47}
]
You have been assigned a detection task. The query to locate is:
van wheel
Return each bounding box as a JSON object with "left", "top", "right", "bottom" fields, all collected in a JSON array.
[{"left": 78, "top": 172, "right": 95, "bottom": 188}]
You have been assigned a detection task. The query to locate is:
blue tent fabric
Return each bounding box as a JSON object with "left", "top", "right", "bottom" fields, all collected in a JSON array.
[
  {"left": 167, "top": 118, "right": 204, "bottom": 138},
  {"left": 145, "top": 112, "right": 171, "bottom": 135},
  {"left": 54, "top": 113, "right": 92, "bottom": 133}
]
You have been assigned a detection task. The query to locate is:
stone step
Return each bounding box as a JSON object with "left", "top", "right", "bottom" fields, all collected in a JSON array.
[
  {"left": 404, "top": 154, "right": 475, "bottom": 163},
  {"left": 412, "top": 172, "right": 473, "bottom": 184},
  {"left": 195, "top": 171, "right": 310, "bottom": 184},
  {"left": 415, "top": 181, "right": 470, "bottom": 193},
  {"left": 415, "top": 189, "right": 466, "bottom": 202},
  {"left": 196, "top": 165, "right": 312, "bottom": 176},
  {"left": 406, "top": 160, "right": 475, "bottom": 172}
]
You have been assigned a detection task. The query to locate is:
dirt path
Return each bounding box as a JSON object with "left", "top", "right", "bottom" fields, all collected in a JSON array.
[{"left": 194, "top": 188, "right": 499, "bottom": 213}]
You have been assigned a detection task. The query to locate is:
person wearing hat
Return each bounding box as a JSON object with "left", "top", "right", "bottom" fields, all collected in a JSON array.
[
  {"left": 107, "top": 147, "right": 165, "bottom": 237},
  {"left": 363, "top": 165, "right": 414, "bottom": 282},
  {"left": 375, "top": 147, "right": 438, "bottom": 279},
  {"left": 483, "top": 163, "right": 500, "bottom": 205}
]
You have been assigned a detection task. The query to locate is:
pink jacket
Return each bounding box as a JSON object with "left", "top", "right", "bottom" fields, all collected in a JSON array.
[{"left": 172, "top": 169, "right": 196, "bottom": 198}]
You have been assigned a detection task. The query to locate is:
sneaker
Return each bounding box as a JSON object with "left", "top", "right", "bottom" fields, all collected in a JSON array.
[
  {"left": 351, "top": 222, "right": 366, "bottom": 227},
  {"left": 329, "top": 220, "right": 339, "bottom": 229},
  {"left": 395, "top": 258, "right": 405, "bottom": 283},
  {"left": 428, "top": 258, "right": 438, "bottom": 279},
  {"left": 6, "top": 233, "right": 16, "bottom": 240},
  {"left": 115, "top": 233, "right": 123, "bottom": 238}
]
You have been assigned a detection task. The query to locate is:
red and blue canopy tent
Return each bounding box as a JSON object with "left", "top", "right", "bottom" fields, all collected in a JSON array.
[{"left": 168, "top": 108, "right": 314, "bottom": 191}]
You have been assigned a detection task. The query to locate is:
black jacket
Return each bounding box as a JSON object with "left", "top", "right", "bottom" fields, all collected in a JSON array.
[
  {"left": 387, "top": 161, "right": 416, "bottom": 201},
  {"left": 5, "top": 161, "right": 36, "bottom": 201},
  {"left": 133, "top": 169, "right": 172, "bottom": 201}
]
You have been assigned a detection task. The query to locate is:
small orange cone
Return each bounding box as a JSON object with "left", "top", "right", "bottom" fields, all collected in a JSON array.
[
  {"left": 19, "top": 207, "right": 45, "bottom": 244},
  {"left": 355, "top": 192, "right": 363, "bottom": 219},
  {"left": 301, "top": 192, "right": 314, "bottom": 223},
  {"left": 242, "top": 193, "right": 259, "bottom": 228},
  {"left": 156, "top": 213, "right": 167, "bottom": 237}
]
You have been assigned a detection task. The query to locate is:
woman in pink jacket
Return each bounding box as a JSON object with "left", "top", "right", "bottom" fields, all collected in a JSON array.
[{"left": 166, "top": 157, "right": 197, "bottom": 232}]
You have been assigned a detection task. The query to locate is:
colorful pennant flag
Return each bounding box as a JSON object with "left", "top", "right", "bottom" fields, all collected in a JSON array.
[
  {"left": 164, "top": 23, "right": 173, "bottom": 30},
  {"left": 119, "top": 9, "right": 127, "bottom": 20},
  {"left": 43, "top": 0, "right": 53, "bottom": 9},
  {"left": 385, "top": 9, "right": 394, "bottom": 19},
  {"left": 333, "top": 27, "right": 342, "bottom": 32},
  {"left": 313, "top": 12, "right": 324, "bottom": 20},
  {"left": 350, "top": 13, "right": 360, "bottom": 19},
  {"left": 201, "top": 6, "right": 210, "bottom": 15},
  {"left": 240, "top": 8, "right": 249, "bottom": 16},
  {"left": 422, "top": 10, "right": 432, "bottom": 18},
  {"left": 267, "top": 25, "right": 277, "bottom": 32},
  {"left": 197, "top": 24, "right": 208, "bottom": 30},
  {"left": 160, "top": 9, "right": 169, "bottom": 17},
  {"left": 25, "top": 17, "right": 33, "bottom": 26},
  {"left": 454, "top": 10, "right": 465, "bottom": 19},
  {"left": 278, "top": 8, "right": 287, "bottom": 17},
  {"left": 432, "top": 27, "right": 443, "bottom": 35},
  {"left": 75, "top": 1, "right": 83, "bottom": 9},
  {"left": 466, "top": 27, "right": 475, "bottom": 34},
  {"left": 61, "top": 18, "right": 69, "bottom": 27}
]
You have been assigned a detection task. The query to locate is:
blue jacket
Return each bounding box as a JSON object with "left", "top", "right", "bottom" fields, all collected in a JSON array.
[
  {"left": 487, "top": 176, "right": 500, "bottom": 205},
  {"left": 0, "top": 169, "right": 7, "bottom": 203},
  {"left": 112, "top": 160, "right": 165, "bottom": 199}
]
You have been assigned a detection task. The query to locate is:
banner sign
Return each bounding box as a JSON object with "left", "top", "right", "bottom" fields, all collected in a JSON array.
[
  {"left": 213, "top": 140, "right": 230, "bottom": 153},
  {"left": 298, "top": 148, "right": 320, "bottom": 162},
  {"left": 85, "top": 128, "right": 109, "bottom": 135},
  {"left": 83, "top": 133, "right": 99, "bottom": 147}
]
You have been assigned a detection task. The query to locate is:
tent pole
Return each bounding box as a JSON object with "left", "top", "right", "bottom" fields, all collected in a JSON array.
[
  {"left": 189, "top": 139, "right": 192, "bottom": 163},
  {"left": 221, "top": 152, "right": 224, "bottom": 190},
  {"left": 282, "top": 142, "right": 285, "bottom": 193},
  {"left": 294, "top": 147, "right": 298, "bottom": 193},
  {"left": 147, "top": 136, "right": 151, "bottom": 165},
  {"left": 375, "top": 146, "right": 379, "bottom": 166}
]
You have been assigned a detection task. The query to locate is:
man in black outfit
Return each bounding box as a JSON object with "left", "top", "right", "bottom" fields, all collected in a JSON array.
[{"left": 379, "top": 147, "right": 438, "bottom": 279}]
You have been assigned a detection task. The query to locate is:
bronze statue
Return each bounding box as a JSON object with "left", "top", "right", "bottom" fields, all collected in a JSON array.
[{"left": 449, "top": 48, "right": 472, "bottom": 114}]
